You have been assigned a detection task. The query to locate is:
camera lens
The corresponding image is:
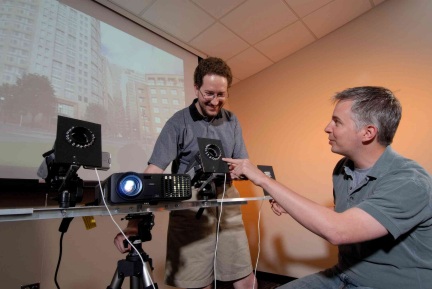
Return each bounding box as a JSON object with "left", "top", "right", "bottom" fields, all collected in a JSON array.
[
  {"left": 65, "top": 126, "right": 95, "bottom": 148},
  {"left": 205, "top": 144, "right": 221, "bottom": 160}
]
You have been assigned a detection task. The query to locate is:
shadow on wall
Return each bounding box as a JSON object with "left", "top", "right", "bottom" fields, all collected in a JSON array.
[{"left": 237, "top": 180, "right": 338, "bottom": 277}]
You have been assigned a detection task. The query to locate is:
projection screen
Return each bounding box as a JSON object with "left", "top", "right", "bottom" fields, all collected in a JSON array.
[{"left": 0, "top": 0, "right": 199, "bottom": 181}]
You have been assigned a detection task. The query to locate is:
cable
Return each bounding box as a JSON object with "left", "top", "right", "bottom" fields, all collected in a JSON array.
[
  {"left": 54, "top": 214, "right": 74, "bottom": 288},
  {"left": 94, "top": 169, "right": 156, "bottom": 289},
  {"left": 213, "top": 174, "right": 227, "bottom": 289},
  {"left": 54, "top": 232, "right": 65, "bottom": 289},
  {"left": 253, "top": 200, "right": 264, "bottom": 289}
]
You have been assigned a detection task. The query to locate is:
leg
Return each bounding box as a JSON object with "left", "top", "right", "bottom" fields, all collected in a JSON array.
[
  {"left": 276, "top": 268, "right": 342, "bottom": 289},
  {"left": 188, "top": 285, "right": 212, "bottom": 289},
  {"left": 214, "top": 185, "right": 255, "bottom": 286},
  {"left": 165, "top": 208, "right": 218, "bottom": 288},
  {"left": 233, "top": 272, "right": 257, "bottom": 289}
]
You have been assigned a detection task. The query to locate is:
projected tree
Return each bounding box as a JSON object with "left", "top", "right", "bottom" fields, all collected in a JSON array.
[
  {"left": 0, "top": 73, "right": 57, "bottom": 128},
  {"left": 0, "top": 83, "right": 15, "bottom": 123}
]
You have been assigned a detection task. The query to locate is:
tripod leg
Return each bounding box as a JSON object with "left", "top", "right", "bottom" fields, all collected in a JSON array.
[
  {"left": 141, "top": 260, "right": 158, "bottom": 289},
  {"left": 130, "top": 275, "right": 158, "bottom": 289},
  {"left": 130, "top": 275, "right": 141, "bottom": 289},
  {"left": 107, "top": 268, "right": 124, "bottom": 289}
]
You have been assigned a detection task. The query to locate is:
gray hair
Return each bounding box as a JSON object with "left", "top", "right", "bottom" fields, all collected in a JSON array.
[{"left": 333, "top": 86, "right": 402, "bottom": 146}]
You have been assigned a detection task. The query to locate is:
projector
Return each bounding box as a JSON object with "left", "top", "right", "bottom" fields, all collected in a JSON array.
[{"left": 97, "top": 172, "right": 192, "bottom": 205}]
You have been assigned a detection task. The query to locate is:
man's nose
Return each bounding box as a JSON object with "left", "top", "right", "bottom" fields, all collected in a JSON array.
[{"left": 210, "top": 97, "right": 220, "bottom": 105}]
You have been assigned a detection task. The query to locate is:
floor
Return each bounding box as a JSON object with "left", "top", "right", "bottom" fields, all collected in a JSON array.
[
  {"left": 215, "top": 272, "right": 294, "bottom": 289},
  {"left": 216, "top": 279, "right": 281, "bottom": 289}
]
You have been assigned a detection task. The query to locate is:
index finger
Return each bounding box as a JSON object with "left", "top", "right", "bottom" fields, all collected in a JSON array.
[{"left": 222, "top": 157, "right": 240, "bottom": 164}]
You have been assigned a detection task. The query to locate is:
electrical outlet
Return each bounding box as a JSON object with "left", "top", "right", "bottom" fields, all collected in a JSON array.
[{"left": 21, "top": 283, "right": 40, "bottom": 289}]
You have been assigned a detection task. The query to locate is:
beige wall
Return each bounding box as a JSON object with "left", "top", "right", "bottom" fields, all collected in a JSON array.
[{"left": 228, "top": 0, "right": 432, "bottom": 278}]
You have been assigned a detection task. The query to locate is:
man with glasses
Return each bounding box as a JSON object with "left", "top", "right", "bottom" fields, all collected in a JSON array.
[{"left": 114, "top": 57, "right": 256, "bottom": 289}]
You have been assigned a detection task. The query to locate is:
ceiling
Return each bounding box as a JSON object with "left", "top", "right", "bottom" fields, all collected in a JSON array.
[{"left": 94, "top": 0, "right": 386, "bottom": 84}]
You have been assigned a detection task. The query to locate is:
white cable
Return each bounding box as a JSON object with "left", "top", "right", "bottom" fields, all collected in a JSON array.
[
  {"left": 213, "top": 174, "right": 227, "bottom": 289},
  {"left": 253, "top": 200, "right": 264, "bottom": 289},
  {"left": 94, "top": 169, "right": 156, "bottom": 289}
]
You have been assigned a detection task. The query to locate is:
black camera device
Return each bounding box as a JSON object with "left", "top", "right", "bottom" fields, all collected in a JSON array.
[
  {"left": 187, "top": 137, "right": 229, "bottom": 185},
  {"left": 37, "top": 115, "right": 107, "bottom": 208}
]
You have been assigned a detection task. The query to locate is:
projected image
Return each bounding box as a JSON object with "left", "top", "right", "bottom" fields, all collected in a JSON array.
[{"left": 0, "top": 0, "right": 187, "bottom": 179}]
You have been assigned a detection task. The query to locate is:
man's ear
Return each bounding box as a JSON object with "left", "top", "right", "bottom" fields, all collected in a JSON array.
[{"left": 362, "top": 125, "right": 378, "bottom": 142}]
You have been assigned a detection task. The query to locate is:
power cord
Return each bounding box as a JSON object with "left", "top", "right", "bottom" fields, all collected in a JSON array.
[
  {"left": 213, "top": 176, "right": 264, "bottom": 289},
  {"left": 253, "top": 200, "right": 264, "bottom": 289},
  {"left": 54, "top": 217, "right": 74, "bottom": 289},
  {"left": 213, "top": 174, "right": 227, "bottom": 289}
]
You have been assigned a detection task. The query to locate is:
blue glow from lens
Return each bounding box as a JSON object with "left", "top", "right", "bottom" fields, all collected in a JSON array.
[{"left": 117, "top": 174, "right": 142, "bottom": 198}]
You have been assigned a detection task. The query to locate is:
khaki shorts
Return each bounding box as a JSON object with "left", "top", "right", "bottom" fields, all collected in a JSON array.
[{"left": 164, "top": 184, "right": 253, "bottom": 288}]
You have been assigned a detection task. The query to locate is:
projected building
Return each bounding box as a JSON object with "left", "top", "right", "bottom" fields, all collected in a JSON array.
[
  {"left": 0, "top": 0, "right": 185, "bottom": 142},
  {"left": 0, "top": 0, "right": 103, "bottom": 123}
]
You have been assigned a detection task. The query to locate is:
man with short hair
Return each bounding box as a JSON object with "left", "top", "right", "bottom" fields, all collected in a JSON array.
[
  {"left": 225, "top": 86, "right": 432, "bottom": 289},
  {"left": 114, "top": 57, "right": 256, "bottom": 289}
]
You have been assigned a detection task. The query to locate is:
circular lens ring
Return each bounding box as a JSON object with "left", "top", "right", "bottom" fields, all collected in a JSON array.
[
  {"left": 117, "top": 174, "right": 143, "bottom": 199},
  {"left": 204, "top": 144, "right": 222, "bottom": 160},
  {"left": 65, "top": 126, "right": 95, "bottom": 149}
]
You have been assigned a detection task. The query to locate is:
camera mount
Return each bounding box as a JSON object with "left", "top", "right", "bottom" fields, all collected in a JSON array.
[{"left": 107, "top": 213, "right": 158, "bottom": 289}]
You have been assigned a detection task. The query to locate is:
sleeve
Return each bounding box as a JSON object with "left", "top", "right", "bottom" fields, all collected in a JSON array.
[
  {"left": 147, "top": 118, "right": 180, "bottom": 171},
  {"left": 231, "top": 114, "right": 248, "bottom": 159},
  {"left": 357, "top": 171, "right": 432, "bottom": 239}
]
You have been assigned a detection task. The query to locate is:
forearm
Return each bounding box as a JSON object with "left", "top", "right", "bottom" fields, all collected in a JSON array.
[
  {"left": 144, "top": 164, "right": 164, "bottom": 174},
  {"left": 224, "top": 158, "right": 387, "bottom": 244},
  {"left": 260, "top": 177, "right": 347, "bottom": 245}
]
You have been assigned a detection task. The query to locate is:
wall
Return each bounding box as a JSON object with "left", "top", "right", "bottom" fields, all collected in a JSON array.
[{"left": 229, "top": 0, "right": 432, "bottom": 278}]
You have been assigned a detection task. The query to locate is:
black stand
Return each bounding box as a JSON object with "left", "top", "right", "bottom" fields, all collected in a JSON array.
[
  {"left": 195, "top": 180, "right": 216, "bottom": 219},
  {"left": 107, "top": 213, "right": 158, "bottom": 289}
]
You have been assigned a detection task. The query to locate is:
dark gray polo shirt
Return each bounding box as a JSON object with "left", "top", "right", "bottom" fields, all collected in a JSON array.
[
  {"left": 333, "top": 146, "right": 432, "bottom": 289},
  {"left": 148, "top": 98, "right": 248, "bottom": 174}
]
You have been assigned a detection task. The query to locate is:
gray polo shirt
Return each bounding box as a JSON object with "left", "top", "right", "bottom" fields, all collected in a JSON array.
[
  {"left": 148, "top": 98, "right": 248, "bottom": 174},
  {"left": 333, "top": 146, "right": 432, "bottom": 289}
]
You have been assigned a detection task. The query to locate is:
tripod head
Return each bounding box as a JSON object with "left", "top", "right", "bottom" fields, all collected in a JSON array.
[
  {"left": 110, "top": 213, "right": 158, "bottom": 289},
  {"left": 122, "top": 213, "right": 155, "bottom": 250}
]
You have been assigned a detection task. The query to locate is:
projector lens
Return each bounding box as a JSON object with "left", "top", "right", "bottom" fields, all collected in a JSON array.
[{"left": 117, "top": 174, "right": 142, "bottom": 198}]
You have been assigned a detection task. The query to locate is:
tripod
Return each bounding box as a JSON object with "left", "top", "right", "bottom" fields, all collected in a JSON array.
[{"left": 107, "top": 213, "right": 158, "bottom": 289}]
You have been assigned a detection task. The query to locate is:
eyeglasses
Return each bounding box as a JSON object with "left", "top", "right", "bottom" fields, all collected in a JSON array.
[{"left": 198, "top": 89, "right": 228, "bottom": 100}]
